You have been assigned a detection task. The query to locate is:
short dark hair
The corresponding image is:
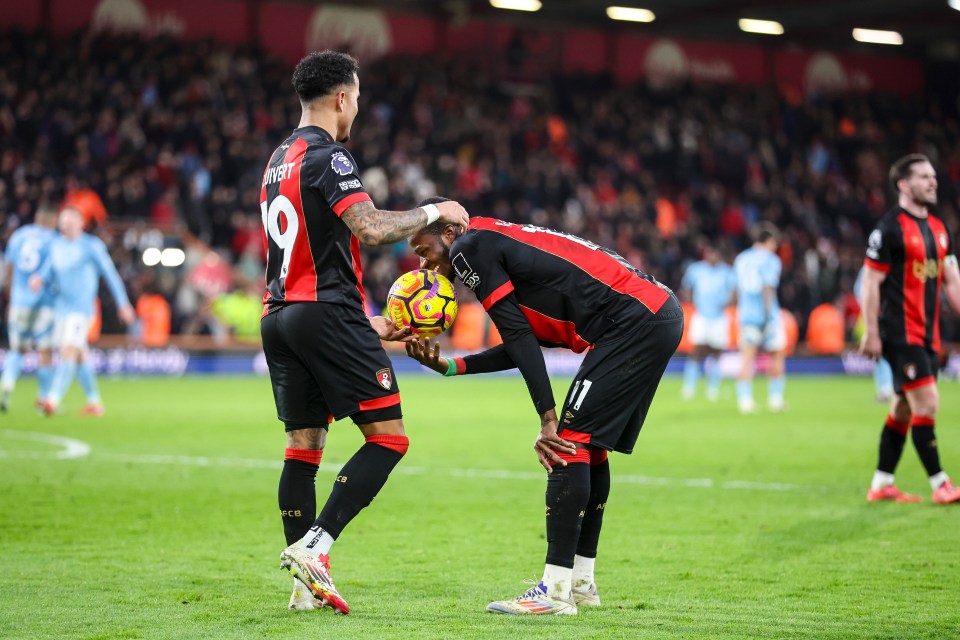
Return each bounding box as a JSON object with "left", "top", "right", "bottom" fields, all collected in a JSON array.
[
  {"left": 889, "top": 153, "right": 931, "bottom": 192},
  {"left": 417, "top": 197, "right": 452, "bottom": 236},
  {"left": 752, "top": 221, "right": 779, "bottom": 245},
  {"left": 292, "top": 51, "right": 359, "bottom": 103}
]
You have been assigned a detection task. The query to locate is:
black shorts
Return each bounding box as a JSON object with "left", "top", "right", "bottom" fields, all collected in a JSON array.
[
  {"left": 261, "top": 302, "right": 402, "bottom": 431},
  {"left": 882, "top": 344, "right": 939, "bottom": 394},
  {"left": 558, "top": 295, "right": 684, "bottom": 454}
]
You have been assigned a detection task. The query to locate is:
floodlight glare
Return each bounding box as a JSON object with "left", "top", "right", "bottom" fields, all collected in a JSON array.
[
  {"left": 852, "top": 28, "right": 903, "bottom": 45},
  {"left": 489, "top": 0, "right": 541, "bottom": 11},
  {"left": 606, "top": 6, "right": 656, "bottom": 22},
  {"left": 143, "top": 248, "right": 161, "bottom": 266},
  {"left": 738, "top": 18, "right": 784, "bottom": 35},
  {"left": 160, "top": 248, "right": 186, "bottom": 267}
]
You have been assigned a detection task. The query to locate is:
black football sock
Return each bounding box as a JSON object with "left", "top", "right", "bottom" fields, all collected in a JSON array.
[
  {"left": 576, "top": 456, "right": 610, "bottom": 559},
  {"left": 279, "top": 448, "right": 321, "bottom": 545},
  {"left": 877, "top": 416, "right": 908, "bottom": 474},
  {"left": 545, "top": 462, "right": 590, "bottom": 569},
  {"left": 911, "top": 416, "right": 942, "bottom": 477},
  {"left": 314, "top": 436, "right": 408, "bottom": 539}
]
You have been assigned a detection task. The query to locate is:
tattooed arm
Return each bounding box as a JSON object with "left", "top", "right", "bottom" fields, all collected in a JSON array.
[{"left": 341, "top": 200, "right": 469, "bottom": 246}]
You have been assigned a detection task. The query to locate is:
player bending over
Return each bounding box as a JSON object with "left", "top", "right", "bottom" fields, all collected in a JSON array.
[{"left": 406, "top": 199, "right": 682, "bottom": 615}]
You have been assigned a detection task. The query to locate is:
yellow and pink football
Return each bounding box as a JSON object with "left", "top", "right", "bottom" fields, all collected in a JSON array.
[{"left": 384, "top": 269, "right": 458, "bottom": 338}]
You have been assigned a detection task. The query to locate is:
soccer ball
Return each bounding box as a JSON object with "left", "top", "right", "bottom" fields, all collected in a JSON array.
[{"left": 384, "top": 269, "right": 458, "bottom": 338}]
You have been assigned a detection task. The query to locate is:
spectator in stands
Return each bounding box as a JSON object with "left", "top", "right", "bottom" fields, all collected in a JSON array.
[{"left": 136, "top": 279, "right": 172, "bottom": 347}]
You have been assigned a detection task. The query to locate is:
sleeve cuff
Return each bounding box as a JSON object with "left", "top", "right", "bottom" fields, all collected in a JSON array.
[
  {"left": 332, "top": 192, "right": 372, "bottom": 217},
  {"left": 480, "top": 281, "right": 514, "bottom": 311},
  {"left": 864, "top": 258, "right": 890, "bottom": 273}
]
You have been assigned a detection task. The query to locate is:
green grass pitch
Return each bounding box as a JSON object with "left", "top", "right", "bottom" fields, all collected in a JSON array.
[{"left": 1, "top": 373, "right": 958, "bottom": 639}]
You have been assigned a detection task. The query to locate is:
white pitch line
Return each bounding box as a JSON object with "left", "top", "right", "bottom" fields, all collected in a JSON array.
[
  {"left": 0, "top": 431, "right": 833, "bottom": 494},
  {"left": 95, "top": 451, "right": 831, "bottom": 493},
  {"left": 0, "top": 430, "right": 91, "bottom": 460}
]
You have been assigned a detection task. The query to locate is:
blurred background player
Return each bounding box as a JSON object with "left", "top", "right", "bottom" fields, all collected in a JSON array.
[
  {"left": 680, "top": 241, "right": 736, "bottom": 401},
  {"left": 0, "top": 207, "right": 57, "bottom": 411},
  {"left": 406, "top": 202, "right": 682, "bottom": 615},
  {"left": 30, "top": 206, "right": 135, "bottom": 416},
  {"left": 260, "top": 51, "right": 468, "bottom": 614},
  {"left": 860, "top": 154, "right": 960, "bottom": 505},
  {"left": 734, "top": 223, "right": 786, "bottom": 414},
  {"left": 854, "top": 267, "right": 894, "bottom": 402}
]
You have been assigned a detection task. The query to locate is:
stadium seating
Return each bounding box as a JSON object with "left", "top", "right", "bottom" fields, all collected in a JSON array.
[{"left": 1, "top": 28, "right": 958, "bottom": 346}]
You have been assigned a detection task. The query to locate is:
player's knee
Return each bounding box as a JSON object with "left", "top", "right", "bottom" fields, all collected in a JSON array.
[
  {"left": 286, "top": 427, "right": 328, "bottom": 450},
  {"left": 365, "top": 434, "right": 409, "bottom": 456},
  {"left": 912, "top": 403, "right": 938, "bottom": 420},
  {"left": 885, "top": 414, "right": 910, "bottom": 435},
  {"left": 589, "top": 449, "right": 608, "bottom": 465},
  {"left": 551, "top": 448, "right": 590, "bottom": 466},
  {"left": 908, "top": 385, "right": 939, "bottom": 418}
]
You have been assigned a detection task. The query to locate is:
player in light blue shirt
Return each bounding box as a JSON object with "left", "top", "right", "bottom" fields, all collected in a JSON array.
[
  {"left": 0, "top": 208, "right": 58, "bottom": 411},
  {"left": 30, "top": 206, "right": 135, "bottom": 415},
  {"left": 680, "top": 243, "right": 736, "bottom": 401},
  {"left": 854, "top": 267, "right": 894, "bottom": 402},
  {"left": 734, "top": 223, "right": 786, "bottom": 413}
]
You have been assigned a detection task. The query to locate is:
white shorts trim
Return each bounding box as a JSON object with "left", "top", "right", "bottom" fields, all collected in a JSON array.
[
  {"left": 739, "top": 321, "right": 786, "bottom": 352},
  {"left": 689, "top": 313, "right": 730, "bottom": 350},
  {"left": 7, "top": 305, "right": 55, "bottom": 350},
  {"left": 53, "top": 313, "right": 93, "bottom": 350}
]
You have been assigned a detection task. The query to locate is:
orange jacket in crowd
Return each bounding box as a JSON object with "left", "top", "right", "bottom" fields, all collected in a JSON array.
[{"left": 137, "top": 294, "right": 172, "bottom": 347}]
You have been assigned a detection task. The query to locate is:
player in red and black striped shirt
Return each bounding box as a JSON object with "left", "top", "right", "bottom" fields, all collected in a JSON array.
[
  {"left": 860, "top": 154, "right": 960, "bottom": 505},
  {"left": 260, "top": 51, "right": 468, "bottom": 613},
  {"left": 406, "top": 200, "right": 683, "bottom": 614}
]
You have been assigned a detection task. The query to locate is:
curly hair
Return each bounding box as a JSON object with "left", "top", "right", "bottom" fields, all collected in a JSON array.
[
  {"left": 417, "top": 196, "right": 453, "bottom": 236},
  {"left": 292, "top": 50, "right": 359, "bottom": 103}
]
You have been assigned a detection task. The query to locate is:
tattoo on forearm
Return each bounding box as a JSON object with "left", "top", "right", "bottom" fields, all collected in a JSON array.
[{"left": 341, "top": 200, "right": 427, "bottom": 245}]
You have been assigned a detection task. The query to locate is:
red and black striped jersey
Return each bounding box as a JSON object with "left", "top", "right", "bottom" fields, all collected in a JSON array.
[
  {"left": 451, "top": 218, "right": 672, "bottom": 352},
  {"left": 864, "top": 207, "right": 956, "bottom": 353},
  {"left": 260, "top": 126, "right": 371, "bottom": 309}
]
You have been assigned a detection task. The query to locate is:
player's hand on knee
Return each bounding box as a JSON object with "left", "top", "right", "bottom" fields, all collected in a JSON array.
[
  {"left": 405, "top": 338, "right": 447, "bottom": 374},
  {"left": 535, "top": 411, "right": 577, "bottom": 473}
]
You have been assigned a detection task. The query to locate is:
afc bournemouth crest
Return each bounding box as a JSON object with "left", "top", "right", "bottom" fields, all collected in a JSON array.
[
  {"left": 376, "top": 368, "right": 392, "bottom": 390},
  {"left": 940, "top": 233, "right": 949, "bottom": 250},
  {"left": 904, "top": 363, "right": 917, "bottom": 381}
]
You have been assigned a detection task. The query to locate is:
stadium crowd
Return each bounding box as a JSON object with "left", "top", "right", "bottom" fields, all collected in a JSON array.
[{"left": 2, "top": 28, "right": 959, "bottom": 344}]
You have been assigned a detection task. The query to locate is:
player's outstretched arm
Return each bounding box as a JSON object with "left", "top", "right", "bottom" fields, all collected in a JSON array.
[
  {"left": 341, "top": 200, "right": 468, "bottom": 246},
  {"left": 405, "top": 339, "right": 515, "bottom": 375}
]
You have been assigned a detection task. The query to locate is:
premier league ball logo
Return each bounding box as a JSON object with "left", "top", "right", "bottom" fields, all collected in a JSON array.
[{"left": 331, "top": 152, "right": 354, "bottom": 176}]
